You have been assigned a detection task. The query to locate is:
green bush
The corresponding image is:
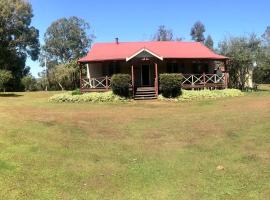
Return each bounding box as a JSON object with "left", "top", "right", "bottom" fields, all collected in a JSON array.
[
  {"left": 159, "top": 89, "right": 243, "bottom": 101},
  {"left": 71, "top": 89, "right": 82, "bottom": 95},
  {"left": 49, "top": 91, "right": 129, "bottom": 103},
  {"left": 159, "top": 73, "right": 183, "bottom": 98},
  {"left": 110, "top": 74, "right": 131, "bottom": 97}
]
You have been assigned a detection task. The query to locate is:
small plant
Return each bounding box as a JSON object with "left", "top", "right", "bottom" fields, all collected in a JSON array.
[
  {"left": 71, "top": 89, "right": 82, "bottom": 95},
  {"left": 110, "top": 74, "right": 131, "bottom": 97},
  {"left": 159, "top": 73, "right": 183, "bottom": 98}
]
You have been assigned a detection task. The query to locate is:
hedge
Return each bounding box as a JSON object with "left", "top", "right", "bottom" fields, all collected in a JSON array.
[
  {"left": 159, "top": 73, "right": 183, "bottom": 98},
  {"left": 110, "top": 74, "right": 131, "bottom": 97}
]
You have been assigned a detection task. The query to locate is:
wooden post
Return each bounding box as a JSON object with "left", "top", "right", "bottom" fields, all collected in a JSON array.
[
  {"left": 224, "top": 60, "right": 228, "bottom": 88},
  {"left": 155, "top": 63, "right": 158, "bottom": 97},
  {"left": 105, "top": 76, "right": 108, "bottom": 90},
  {"left": 203, "top": 72, "right": 206, "bottom": 89},
  {"left": 131, "top": 64, "right": 134, "bottom": 97},
  {"left": 80, "top": 64, "right": 82, "bottom": 93}
]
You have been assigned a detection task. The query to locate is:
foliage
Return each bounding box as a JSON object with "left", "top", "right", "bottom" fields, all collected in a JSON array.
[
  {"left": 0, "top": 0, "right": 40, "bottom": 91},
  {"left": 153, "top": 25, "right": 174, "bottom": 41},
  {"left": 42, "top": 16, "right": 94, "bottom": 63},
  {"left": 21, "top": 75, "right": 37, "bottom": 91},
  {"left": 159, "top": 73, "right": 183, "bottom": 98},
  {"left": 49, "top": 91, "right": 128, "bottom": 103},
  {"left": 190, "top": 21, "right": 206, "bottom": 42},
  {"left": 218, "top": 34, "right": 262, "bottom": 90},
  {"left": 40, "top": 17, "right": 93, "bottom": 90},
  {"left": 262, "top": 26, "right": 270, "bottom": 45},
  {"left": 159, "top": 89, "right": 243, "bottom": 101},
  {"left": 0, "top": 70, "right": 12, "bottom": 92},
  {"left": 51, "top": 61, "right": 77, "bottom": 91},
  {"left": 71, "top": 89, "right": 82, "bottom": 95},
  {"left": 205, "top": 35, "right": 214, "bottom": 50},
  {"left": 111, "top": 74, "right": 131, "bottom": 97}
]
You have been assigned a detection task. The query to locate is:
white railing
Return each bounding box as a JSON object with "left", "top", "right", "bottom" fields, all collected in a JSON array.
[
  {"left": 181, "top": 73, "right": 226, "bottom": 85},
  {"left": 81, "top": 76, "right": 111, "bottom": 89}
]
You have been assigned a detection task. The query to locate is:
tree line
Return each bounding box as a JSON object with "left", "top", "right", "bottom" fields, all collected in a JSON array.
[{"left": 0, "top": 0, "right": 269, "bottom": 92}]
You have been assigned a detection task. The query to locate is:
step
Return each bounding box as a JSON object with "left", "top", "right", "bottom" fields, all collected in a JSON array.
[
  {"left": 136, "top": 87, "right": 155, "bottom": 92},
  {"left": 135, "top": 94, "right": 156, "bottom": 98},
  {"left": 135, "top": 91, "right": 156, "bottom": 95},
  {"left": 134, "top": 96, "right": 157, "bottom": 100}
]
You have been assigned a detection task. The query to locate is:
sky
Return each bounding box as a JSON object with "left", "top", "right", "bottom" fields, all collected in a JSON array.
[{"left": 27, "top": 0, "right": 270, "bottom": 77}]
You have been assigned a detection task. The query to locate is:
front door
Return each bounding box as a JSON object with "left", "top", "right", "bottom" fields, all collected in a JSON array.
[{"left": 141, "top": 64, "right": 150, "bottom": 86}]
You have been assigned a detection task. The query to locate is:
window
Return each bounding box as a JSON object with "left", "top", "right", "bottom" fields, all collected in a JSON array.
[
  {"left": 167, "top": 62, "right": 178, "bottom": 73},
  {"left": 108, "top": 62, "right": 120, "bottom": 76}
]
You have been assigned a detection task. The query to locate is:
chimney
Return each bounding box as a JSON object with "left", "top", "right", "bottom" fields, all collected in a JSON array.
[{"left": 115, "top": 37, "right": 119, "bottom": 44}]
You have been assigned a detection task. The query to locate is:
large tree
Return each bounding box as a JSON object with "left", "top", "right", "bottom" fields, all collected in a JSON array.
[
  {"left": 41, "top": 16, "right": 94, "bottom": 90},
  {"left": 153, "top": 25, "right": 174, "bottom": 41},
  {"left": 219, "top": 34, "right": 262, "bottom": 90},
  {"left": 190, "top": 21, "right": 206, "bottom": 42},
  {"left": 42, "top": 16, "right": 94, "bottom": 63},
  {"left": 0, "top": 0, "right": 40, "bottom": 91}
]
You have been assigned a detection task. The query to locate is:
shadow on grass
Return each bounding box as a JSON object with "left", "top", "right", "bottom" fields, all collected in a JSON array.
[{"left": 0, "top": 93, "right": 23, "bottom": 97}]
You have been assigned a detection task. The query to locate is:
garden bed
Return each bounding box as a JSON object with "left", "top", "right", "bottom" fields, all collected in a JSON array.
[
  {"left": 159, "top": 89, "right": 244, "bottom": 101},
  {"left": 49, "top": 91, "right": 130, "bottom": 103}
]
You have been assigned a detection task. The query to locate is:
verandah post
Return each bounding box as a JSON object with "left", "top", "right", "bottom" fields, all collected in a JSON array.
[
  {"left": 155, "top": 62, "right": 158, "bottom": 97},
  {"left": 79, "top": 64, "right": 82, "bottom": 93},
  {"left": 105, "top": 76, "right": 108, "bottom": 90},
  {"left": 203, "top": 72, "right": 206, "bottom": 89},
  {"left": 131, "top": 64, "right": 134, "bottom": 97}
]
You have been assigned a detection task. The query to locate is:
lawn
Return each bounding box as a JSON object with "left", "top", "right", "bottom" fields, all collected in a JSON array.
[{"left": 0, "top": 86, "right": 269, "bottom": 200}]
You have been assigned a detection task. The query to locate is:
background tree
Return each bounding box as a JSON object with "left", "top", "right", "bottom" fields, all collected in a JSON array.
[
  {"left": 0, "top": 0, "right": 40, "bottom": 91},
  {"left": 190, "top": 21, "right": 206, "bottom": 42},
  {"left": 205, "top": 35, "right": 214, "bottom": 50},
  {"left": 0, "top": 70, "right": 12, "bottom": 92},
  {"left": 41, "top": 16, "right": 94, "bottom": 90},
  {"left": 52, "top": 62, "right": 77, "bottom": 91},
  {"left": 262, "top": 26, "right": 270, "bottom": 45},
  {"left": 21, "top": 75, "right": 37, "bottom": 91},
  {"left": 153, "top": 25, "right": 174, "bottom": 41},
  {"left": 218, "top": 34, "right": 261, "bottom": 90}
]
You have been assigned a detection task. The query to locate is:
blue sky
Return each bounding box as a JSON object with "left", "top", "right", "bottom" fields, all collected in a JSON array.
[{"left": 28, "top": 0, "right": 270, "bottom": 76}]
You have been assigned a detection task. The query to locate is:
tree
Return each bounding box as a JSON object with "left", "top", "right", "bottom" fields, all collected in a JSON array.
[
  {"left": 218, "top": 34, "right": 261, "bottom": 90},
  {"left": 52, "top": 62, "right": 77, "bottom": 91},
  {"left": 205, "top": 35, "right": 214, "bottom": 50},
  {"left": 190, "top": 21, "right": 206, "bottom": 42},
  {"left": 21, "top": 75, "right": 37, "bottom": 91},
  {"left": 0, "top": 70, "right": 12, "bottom": 92},
  {"left": 0, "top": 0, "right": 40, "bottom": 91},
  {"left": 153, "top": 25, "right": 174, "bottom": 41},
  {"left": 262, "top": 26, "right": 270, "bottom": 45},
  {"left": 42, "top": 17, "right": 94, "bottom": 63},
  {"left": 41, "top": 16, "right": 94, "bottom": 90}
]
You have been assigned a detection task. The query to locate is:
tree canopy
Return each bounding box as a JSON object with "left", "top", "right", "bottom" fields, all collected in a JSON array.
[
  {"left": 190, "top": 21, "right": 206, "bottom": 42},
  {"left": 153, "top": 25, "right": 174, "bottom": 41},
  {"left": 42, "top": 16, "right": 94, "bottom": 64},
  {"left": 0, "top": 0, "right": 40, "bottom": 91}
]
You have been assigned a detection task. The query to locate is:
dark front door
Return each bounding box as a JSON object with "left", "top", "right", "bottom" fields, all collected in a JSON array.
[{"left": 141, "top": 64, "right": 150, "bottom": 86}]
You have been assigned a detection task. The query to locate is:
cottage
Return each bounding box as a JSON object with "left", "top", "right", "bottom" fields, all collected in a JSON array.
[{"left": 78, "top": 40, "right": 229, "bottom": 99}]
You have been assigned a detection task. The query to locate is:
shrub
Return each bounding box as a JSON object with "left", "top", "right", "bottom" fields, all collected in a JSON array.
[
  {"left": 110, "top": 74, "right": 131, "bottom": 97},
  {"left": 71, "top": 89, "right": 82, "bottom": 95},
  {"left": 159, "top": 89, "right": 244, "bottom": 101},
  {"left": 159, "top": 73, "right": 183, "bottom": 98},
  {"left": 49, "top": 91, "right": 129, "bottom": 103}
]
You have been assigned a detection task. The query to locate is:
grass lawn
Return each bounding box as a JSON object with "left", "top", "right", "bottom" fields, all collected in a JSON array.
[{"left": 0, "top": 86, "right": 270, "bottom": 199}]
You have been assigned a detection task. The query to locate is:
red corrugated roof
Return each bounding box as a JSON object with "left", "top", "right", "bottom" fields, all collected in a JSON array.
[{"left": 78, "top": 41, "right": 227, "bottom": 62}]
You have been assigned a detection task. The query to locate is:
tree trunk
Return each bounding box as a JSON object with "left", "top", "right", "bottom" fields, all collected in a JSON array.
[{"left": 57, "top": 82, "right": 64, "bottom": 91}]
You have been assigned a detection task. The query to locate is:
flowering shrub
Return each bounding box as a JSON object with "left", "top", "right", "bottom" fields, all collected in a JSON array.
[
  {"left": 159, "top": 89, "right": 243, "bottom": 101},
  {"left": 49, "top": 91, "right": 129, "bottom": 103}
]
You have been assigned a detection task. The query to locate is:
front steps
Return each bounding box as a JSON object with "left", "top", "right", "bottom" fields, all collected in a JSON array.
[{"left": 134, "top": 87, "right": 157, "bottom": 100}]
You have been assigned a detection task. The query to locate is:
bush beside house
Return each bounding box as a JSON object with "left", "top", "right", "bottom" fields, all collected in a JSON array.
[
  {"left": 110, "top": 74, "right": 131, "bottom": 97},
  {"left": 159, "top": 73, "right": 183, "bottom": 98}
]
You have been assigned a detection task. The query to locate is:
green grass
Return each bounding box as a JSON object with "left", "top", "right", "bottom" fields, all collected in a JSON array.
[{"left": 0, "top": 87, "right": 270, "bottom": 199}]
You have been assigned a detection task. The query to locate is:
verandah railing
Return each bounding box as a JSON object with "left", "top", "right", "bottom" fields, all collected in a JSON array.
[{"left": 81, "top": 73, "right": 227, "bottom": 90}]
